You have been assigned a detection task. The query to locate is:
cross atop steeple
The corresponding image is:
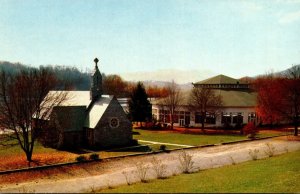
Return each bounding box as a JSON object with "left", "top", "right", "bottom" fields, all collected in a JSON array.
[{"left": 94, "top": 58, "right": 99, "bottom": 67}]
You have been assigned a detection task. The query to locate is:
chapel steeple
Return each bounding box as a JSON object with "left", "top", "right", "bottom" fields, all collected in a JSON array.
[{"left": 90, "top": 58, "right": 103, "bottom": 100}]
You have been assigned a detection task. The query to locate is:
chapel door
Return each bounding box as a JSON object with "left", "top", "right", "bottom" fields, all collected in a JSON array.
[{"left": 86, "top": 128, "right": 94, "bottom": 147}]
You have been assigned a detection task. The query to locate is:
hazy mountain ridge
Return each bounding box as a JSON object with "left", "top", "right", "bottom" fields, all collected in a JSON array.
[
  {"left": 122, "top": 68, "right": 215, "bottom": 85},
  {"left": 276, "top": 64, "right": 300, "bottom": 76},
  {"left": 142, "top": 80, "right": 193, "bottom": 91},
  {"left": 1, "top": 60, "right": 298, "bottom": 91}
]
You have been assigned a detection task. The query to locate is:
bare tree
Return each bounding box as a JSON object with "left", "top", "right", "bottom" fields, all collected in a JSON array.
[
  {"left": 163, "top": 80, "right": 183, "bottom": 129},
  {"left": 102, "top": 74, "right": 129, "bottom": 97},
  {"left": 188, "top": 87, "right": 222, "bottom": 131},
  {"left": 0, "top": 69, "right": 67, "bottom": 162}
]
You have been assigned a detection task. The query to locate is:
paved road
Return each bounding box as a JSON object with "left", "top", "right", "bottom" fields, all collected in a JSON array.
[
  {"left": 1, "top": 138, "right": 299, "bottom": 193},
  {"left": 138, "top": 139, "right": 195, "bottom": 147}
]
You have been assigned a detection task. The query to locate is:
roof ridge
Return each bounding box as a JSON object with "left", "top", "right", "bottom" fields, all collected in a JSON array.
[{"left": 194, "top": 74, "right": 239, "bottom": 85}]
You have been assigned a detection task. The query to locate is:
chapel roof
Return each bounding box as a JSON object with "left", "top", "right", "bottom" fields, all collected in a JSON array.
[
  {"left": 37, "top": 91, "right": 113, "bottom": 129},
  {"left": 84, "top": 94, "right": 113, "bottom": 128}
]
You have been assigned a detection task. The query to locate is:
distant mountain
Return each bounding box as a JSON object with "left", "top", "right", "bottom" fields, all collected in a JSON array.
[
  {"left": 141, "top": 80, "right": 171, "bottom": 88},
  {"left": 238, "top": 76, "right": 255, "bottom": 83},
  {"left": 250, "top": 64, "right": 300, "bottom": 78},
  {"left": 121, "top": 68, "right": 215, "bottom": 85},
  {"left": 238, "top": 64, "right": 300, "bottom": 82},
  {"left": 1, "top": 60, "right": 298, "bottom": 92},
  {"left": 142, "top": 80, "right": 193, "bottom": 91},
  {"left": 276, "top": 64, "right": 300, "bottom": 76}
]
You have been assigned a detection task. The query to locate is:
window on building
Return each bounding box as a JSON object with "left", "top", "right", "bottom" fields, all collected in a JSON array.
[
  {"left": 232, "top": 113, "right": 243, "bottom": 124},
  {"left": 185, "top": 117, "right": 190, "bottom": 126},
  {"left": 195, "top": 112, "right": 202, "bottom": 123},
  {"left": 248, "top": 113, "right": 256, "bottom": 123},
  {"left": 109, "top": 118, "right": 120, "bottom": 128},
  {"left": 221, "top": 113, "right": 231, "bottom": 124},
  {"left": 205, "top": 113, "right": 216, "bottom": 124},
  {"left": 237, "top": 114, "right": 243, "bottom": 124}
]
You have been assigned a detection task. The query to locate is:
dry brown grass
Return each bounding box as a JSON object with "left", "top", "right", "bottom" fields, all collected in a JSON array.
[
  {"left": 0, "top": 152, "right": 76, "bottom": 171},
  {"left": 0, "top": 154, "right": 148, "bottom": 186},
  {"left": 273, "top": 134, "right": 300, "bottom": 141},
  {"left": 0, "top": 161, "right": 107, "bottom": 186}
]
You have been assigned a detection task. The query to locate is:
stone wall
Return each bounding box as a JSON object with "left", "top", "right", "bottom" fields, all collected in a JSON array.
[
  {"left": 93, "top": 97, "right": 132, "bottom": 148},
  {"left": 61, "top": 131, "right": 83, "bottom": 149}
]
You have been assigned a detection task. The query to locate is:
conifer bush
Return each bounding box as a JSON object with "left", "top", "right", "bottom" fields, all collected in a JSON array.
[
  {"left": 76, "top": 155, "right": 87, "bottom": 162},
  {"left": 89, "top": 153, "right": 100, "bottom": 160}
]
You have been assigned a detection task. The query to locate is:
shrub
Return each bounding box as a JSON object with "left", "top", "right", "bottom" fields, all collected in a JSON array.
[
  {"left": 122, "top": 171, "right": 132, "bottom": 185},
  {"left": 151, "top": 157, "right": 168, "bottom": 179},
  {"left": 248, "top": 149, "right": 259, "bottom": 160},
  {"left": 90, "top": 185, "right": 96, "bottom": 193},
  {"left": 243, "top": 122, "right": 258, "bottom": 139},
  {"left": 178, "top": 150, "right": 197, "bottom": 173},
  {"left": 159, "top": 145, "right": 167, "bottom": 152},
  {"left": 229, "top": 156, "right": 236, "bottom": 165},
  {"left": 89, "top": 153, "right": 100, "bottom": 160},
  {"left": 105, "top": 179, "right": 114, "bottom": 189},
  {"left": 76, "top": 155, "right": 87, "bottom": 162},
  {"left": 135, "top": 162, "right": 149, "bottom": 183},
  {"left": 264, "top": 143, "right": 275, "bottom": 157}
]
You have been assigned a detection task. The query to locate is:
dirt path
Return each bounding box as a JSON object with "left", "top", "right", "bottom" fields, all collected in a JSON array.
[{"left": 1, "top": 138, "right": 299, "bottom": 193}]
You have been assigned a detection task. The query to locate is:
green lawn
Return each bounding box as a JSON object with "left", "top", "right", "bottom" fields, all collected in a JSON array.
[
  {"left": 0, "top": 129, "right": 288, "bottom": 171},
  {"left": 100, "top": 150, "right": 300, "bottom": 193},
  {"left": 133, "top": 129, "right": 246, "bottom": 146}
]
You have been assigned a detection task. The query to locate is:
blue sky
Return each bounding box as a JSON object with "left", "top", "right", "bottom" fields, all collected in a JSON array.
[{"left": 0, "top": 0, "right": 300, "bottom": 83}]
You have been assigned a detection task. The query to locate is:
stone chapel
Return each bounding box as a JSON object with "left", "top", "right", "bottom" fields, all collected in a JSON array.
[{"left": 38, "top": 58, "right": 133, "bottom": 149}]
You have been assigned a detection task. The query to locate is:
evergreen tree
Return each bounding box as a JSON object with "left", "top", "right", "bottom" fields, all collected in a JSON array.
[{"left": 128, "top": 82, "right": 152, "bottom": 126}]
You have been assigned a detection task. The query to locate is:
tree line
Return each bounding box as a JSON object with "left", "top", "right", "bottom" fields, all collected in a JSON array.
[{"left": 0, "top": 61, "right": 169, "bottom": 98}]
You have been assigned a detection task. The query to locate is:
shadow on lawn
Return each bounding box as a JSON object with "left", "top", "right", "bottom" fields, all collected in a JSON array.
[
  {"left": 137, "top": 127, "right": 243, "bottom": 136},
  {"left": 76, "top": 143, "right": 152, "bottom": 153},
  {"left": 108, "top": 145, "right": 152, "bottom": 152},
  {"left": 173, "top": 127, "right": 248, "bottom": 136}
]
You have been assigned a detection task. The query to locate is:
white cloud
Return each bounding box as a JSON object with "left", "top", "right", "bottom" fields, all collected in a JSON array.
[
  {"left": 241, "top": 1, "right": 263, "bottom": 13},
  {"left": 228, "top": 0, "right": 263, "bottom": 19},
  {"left": 276, "top": 0, "right": 300, "bottom": 4},
  {"left": 279, "top": 10, "right": 300, "bottom": 24}
]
